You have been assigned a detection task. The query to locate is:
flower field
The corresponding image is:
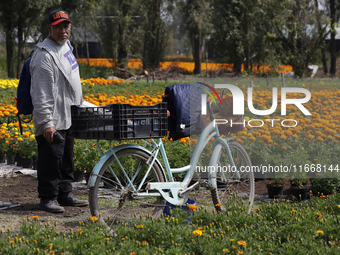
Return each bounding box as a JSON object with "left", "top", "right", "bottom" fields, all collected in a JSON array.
[
  {"left": 0, "top": 78, "right": 340, "bottom": 179},
  {"left": 1, "top": 194, "right": 340, "bottom": 254},
  {"left": 76, "top": 58, "right": 293, "bottom": 74},
  {"left": 1, "top": 77, "right": 340, "bottom": 253}
]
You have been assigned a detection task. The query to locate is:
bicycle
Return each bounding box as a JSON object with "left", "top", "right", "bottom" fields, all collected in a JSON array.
[{"left": 71, "top": 84, "right": 255, "bottom": 228}]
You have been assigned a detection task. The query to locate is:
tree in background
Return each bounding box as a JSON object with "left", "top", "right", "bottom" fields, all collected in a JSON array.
[
  {"left": 211, "top": 0, "right": 274, "bottom": 74},
  {"left": 96, "top": 0, "right": 142, "bottom": 69},
  {"left": 268, "top": 0, "right": 324, "bottom": 77},
  {"left": 0, "top": 0, "right": 86, "bottom": 78},
  {"left": 179, "top": 0, "right": 212, "bottom": 74},
  {"left": 314, "top": 0, "right": 329, "bottom": 75},
  {"left": 0, "top": 0, "right": 48, "bottom": 78},
  {"left": 0, "top": 1, "right": 16, "bottom": 78},
  {"left": 142, "top": 0, "right": 168, "bottom": 69},
  {"left": 72, "top": 0, "right": 101, "bottom": 65}
]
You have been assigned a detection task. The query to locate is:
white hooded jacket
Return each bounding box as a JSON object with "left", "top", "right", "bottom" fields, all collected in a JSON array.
[{"left": 30, "top": 38, "right": 82, "bottom": 136}]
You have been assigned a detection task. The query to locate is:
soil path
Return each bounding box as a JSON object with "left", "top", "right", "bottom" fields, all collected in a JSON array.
[{"left": 0, "top": 164, "right": 293, "bottom": 233}]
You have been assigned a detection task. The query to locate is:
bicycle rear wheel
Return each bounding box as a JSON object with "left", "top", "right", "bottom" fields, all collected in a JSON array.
[
  {"left": 210, "top": 140, "right": 254, "bottom": 213},
  {"left": 89, "top": 148, "right": 165, "bottom": 228}
]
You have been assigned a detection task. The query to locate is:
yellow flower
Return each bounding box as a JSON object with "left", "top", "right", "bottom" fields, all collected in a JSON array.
[
  {"left": 192, "top": 230, "right": 203, "bottom": 236},
  {"left": 316, "top": 230, "right": 324, "bottom": 235},
  {"left": 237, "top": 240, "right": 246, "bottom": 246},
  {"left": 138, "top": 224, "right": 144, "bottom": 229}
]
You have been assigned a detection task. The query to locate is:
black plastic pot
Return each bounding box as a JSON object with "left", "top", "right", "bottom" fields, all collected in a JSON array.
[
  {"left": 73, "top": 171, "right": 85, "bottom": 182},
  {"left": 266, "top": 183, "right": 284, "bottom": 198},
  {"left": 0, "top": 153, "right": 6, "bottom": 163},
  {"left": 22, "top": 158, "right": 32, "bottom": 168},
  {"left": 290, "top": 187, "right": 310, "bottom": 200},
  {"left": 6, "top": 154, "right": 15, "bottom": 165}
]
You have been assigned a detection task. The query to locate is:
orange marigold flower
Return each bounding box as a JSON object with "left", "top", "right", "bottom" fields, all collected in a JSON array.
[
  {"left": 90, "top": 216, "right": 98, "bottom": 221},
  {"left": 188, "top": 205, "right": 197, "bottom": 210},
  {"left": 238, "top": 240, "right": 246, "bottom": 246},
  {"left": 317, "top": 212, "right": 322, "bottom": 217}
]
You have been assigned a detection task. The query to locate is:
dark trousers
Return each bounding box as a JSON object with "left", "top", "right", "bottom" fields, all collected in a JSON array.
[{"left": 35, "top": 129, "right": 74, "bottom": 200}]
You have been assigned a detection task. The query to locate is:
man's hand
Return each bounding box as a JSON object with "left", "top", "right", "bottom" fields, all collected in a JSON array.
[{"left": 44, "top": 126, "right": 56, "bottom": 143}]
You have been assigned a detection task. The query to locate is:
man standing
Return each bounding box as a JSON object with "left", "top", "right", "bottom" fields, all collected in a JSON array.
[{"left": 30, "top": 10, "right": 88, "bottom": 213}]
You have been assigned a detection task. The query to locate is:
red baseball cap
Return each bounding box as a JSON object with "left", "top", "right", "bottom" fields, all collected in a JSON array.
[{"left": 49, "top": 10, "right": 72, "bottom": 26}]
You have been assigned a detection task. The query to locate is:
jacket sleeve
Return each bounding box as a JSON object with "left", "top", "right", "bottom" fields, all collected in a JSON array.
[{"left": 30, "top": 50, "right": 56, "bottom": 130}]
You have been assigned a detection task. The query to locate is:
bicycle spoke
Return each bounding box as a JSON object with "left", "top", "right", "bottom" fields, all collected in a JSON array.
[{"left": 89, "top": 149, "right": 165, "bottom": 228}]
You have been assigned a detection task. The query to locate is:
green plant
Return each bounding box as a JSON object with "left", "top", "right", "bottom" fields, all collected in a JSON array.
[
  {"left": 0, "top": 136, "right": 6, "bottom": 154},
  {"left": 268, "top": 177, "right": 285, "bottom": 187},
  {"left": 16, "top": 136, "right": 37, "bottom": 158},
  {"left": 289, "top": 177, "right": 307, "bottom": 188},
  {"left": 74, "top": 139, "right": 101, "bottom": 172},
  {"left": 311, "top": 178, "right": 340, "bottom": 195}
]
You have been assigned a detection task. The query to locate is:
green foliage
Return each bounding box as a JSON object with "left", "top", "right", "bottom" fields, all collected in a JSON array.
[
  {"left": 211, "top": 0, "right": 276, "bottom": 73},
  {"left": 16, "top": 137, "right": 37, "bottom": 159},
  {"left": 3, "top": 194, "right": 340, "bottom": 253},
  {"left": 289, "top": 178, "right": 307, "bottom": 188},
  {"left": 142, "top": 0, "right": 169, "bottom": 69},
  {"left": 73, "top": 139, "right": 101, "bottom": 172},
  {"left": 311, "top": 178, "right": 340, "bottom": 196},
  {"left": 78, "top": 63, "right": 113, "bottom": 79},
  {"left": 179, "top": 0, "right": 213, "bottom": 74}
]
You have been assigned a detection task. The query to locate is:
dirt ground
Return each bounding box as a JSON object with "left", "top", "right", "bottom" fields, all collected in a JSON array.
[
  {"left": 0, "top": 174, "right": 91, "bottom": 232},
  {"left": 0, "top": 173, "right": 297, "bottom": 233}
]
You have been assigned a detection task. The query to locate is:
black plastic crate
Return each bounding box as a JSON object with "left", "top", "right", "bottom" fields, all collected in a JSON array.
[{"left": 71, "top": 103, "right": 168, "bottom": 140}]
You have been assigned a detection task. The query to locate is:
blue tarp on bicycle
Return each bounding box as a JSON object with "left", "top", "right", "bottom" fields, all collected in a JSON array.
[{"left": 163, "top": 84, "right": 209, "bottom": 141}]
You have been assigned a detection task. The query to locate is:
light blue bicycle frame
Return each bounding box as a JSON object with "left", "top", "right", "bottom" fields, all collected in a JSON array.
[{"left": 87, "top": 119, "right": 239, "bottom": 206}]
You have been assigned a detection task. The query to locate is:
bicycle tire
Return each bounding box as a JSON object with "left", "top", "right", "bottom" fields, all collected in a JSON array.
[
  {"left": 89, "top": 148, "right": 166, "bottom": 228},
  {"left": 210, "top": 139, "right": 255, "bottom": 213}
]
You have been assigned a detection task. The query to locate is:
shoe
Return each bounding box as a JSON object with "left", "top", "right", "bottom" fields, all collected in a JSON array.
[
  {"left": 40, "top": 199, "right": 65, "bottom": 213},
  {"left": 58, "top": 193, "right": 89, "bottom": 207}
]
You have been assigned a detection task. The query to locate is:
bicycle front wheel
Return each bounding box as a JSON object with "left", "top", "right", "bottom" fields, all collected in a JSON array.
[
  {"left": 89, "top": 148, "right": 165, "bottom": 228},
  {"left": 210, "top": 140, "right": 255, "bottom": 213}
]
